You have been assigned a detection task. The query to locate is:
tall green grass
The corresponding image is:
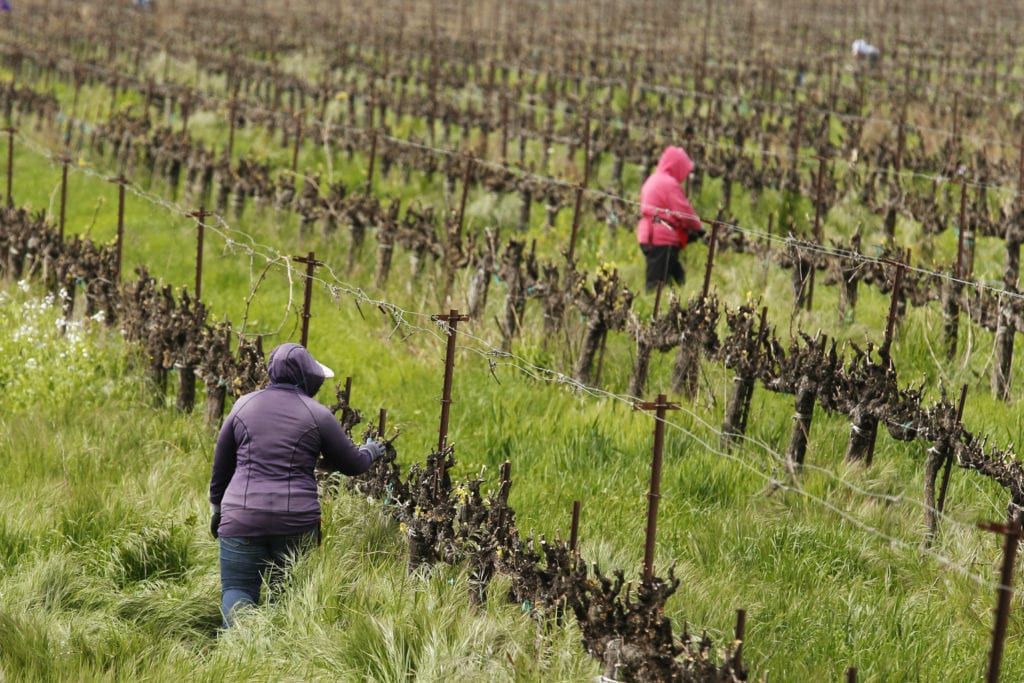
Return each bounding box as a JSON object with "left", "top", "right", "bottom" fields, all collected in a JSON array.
[
  {"left": 0, "top": 286, "right": 599, "bottom": 681},
  {"left": 3, "top": 50, "right": 1024, "bottom": 681}
]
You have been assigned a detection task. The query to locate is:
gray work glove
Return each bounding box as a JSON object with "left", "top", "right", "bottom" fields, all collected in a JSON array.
[
  {"left": 362, "top": 438, "right": 386, "bottom": 464},
  {"left": 210, "top": 504, "right": 221, "bottom": 539}
]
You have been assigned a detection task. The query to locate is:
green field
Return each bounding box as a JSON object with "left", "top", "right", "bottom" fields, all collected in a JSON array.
[{"left": 3, "top": 1, "right": 1024, "bottom": 681}]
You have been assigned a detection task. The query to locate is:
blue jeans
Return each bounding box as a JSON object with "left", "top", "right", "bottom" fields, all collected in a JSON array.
[{"left": 218, "top": 530, "right": 319, "bottom": 628}]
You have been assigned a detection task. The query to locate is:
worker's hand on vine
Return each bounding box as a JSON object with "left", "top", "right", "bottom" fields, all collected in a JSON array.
[{"left": 362, "top": 438, "right": 386, "bottom": 464}]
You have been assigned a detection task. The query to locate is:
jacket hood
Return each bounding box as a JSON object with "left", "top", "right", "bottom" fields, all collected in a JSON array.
[
  {"left": 656, "top": 146, "right": 694, "bottom": 183},
  {"left": 266, "top": 343, "right": 334, "bottom": 397}
]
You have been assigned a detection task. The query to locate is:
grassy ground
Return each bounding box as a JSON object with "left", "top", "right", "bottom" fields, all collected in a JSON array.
[
  {"left": 0, "top": 285, "right": 598, "bottom": 682},
  {"left": 2, "top": 51, "right": 1024, "bottom": 681}
]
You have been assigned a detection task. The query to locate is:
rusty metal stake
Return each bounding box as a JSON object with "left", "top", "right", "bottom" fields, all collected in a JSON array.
[
  {"left": 114, "top": 178, "right": 125, "bottom": 281},
  {"left": 4, "top": 126, "right": 14, "bottom": 209},
  {"left": 500, "top": 95, "right": 510, "bottom": 162},
  {"left": 433, "top": 309, "right": 469, "bottom": 455},
  {"left": 635, "top": 393, "right": 680, "bottom": 581},
  {"left": 570, "top": 500, "right": 581, "bottom": 552},
  {"left": 189, "top": 207, "right": 210, "bottom": 299},
  {"left": 180, "top": 97, "right": 190, "bottom": 134},
  {"left": 365, "top": 129, "right": 378, "bottom": 194},
  {"left": 378, "top": 408, "right": 387, "bottom": 439},
  {"left": 805, "top": 155, "right": 828, "bottom": 311},
  {"left": 107, "top": 174, "right": 128, "bottom": 281},
  {"left": 791, "top": 104, "right": 804, "bottom": 181},
  {"left": 59, "top": 155, "right": 70, "bottom": 238},
  {"left": 225, "top": 100, "right": 237, "bottom": 162},
  {"left": 567, "top": 185, "right": 584, "bottom": 263},
  {"left": 594, "top": 328, "right": 609, "bottom": 387},
  {"left": 456, "top": 156, "right": 474, "bottom": 237},
  {"left": 293, "top": 251, "right": 323, "bottom": 347},
  {"left": 108, "top": 76, "right": 119, "bottom": 120},
  {"left": 878, "top": 256, "right": 907, "bottom": 361},
  {"left": 1017, "top": 135, "right": 1024, "bottom": 198},
  {"left": 812, "top": 156, "right": 827, "bottom": 244},
  {"left": 734, "top": 608, "right": 746, "bottom": 673},
  {"left": 895, "top": 110, "right": 906, "bottom": 177},
  {"left": 653, "top": 279, "right": 665, "bottom": 320},
  {"left": 701, "top": 220, "right": 719, "bottom": 300},
  {"left": 581, "top": 115, "right": 592, "bottom": 186},
  {"left": 979, "top": 519, "right": 1021, "bottom": 683},
  {"left": 291, "top": 112, "right": 303, "bottom": 173},
  {"left": 951, "top": 91, "right": 960, "bottom": 166},
  {"left": 956, "top": 180, "right": 969, "bottom": 278}
]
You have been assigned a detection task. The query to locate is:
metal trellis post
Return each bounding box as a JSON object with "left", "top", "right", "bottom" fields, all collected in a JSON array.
[
  {"left": 293, "top": 251, "right": 324, "bottom": 347},
  {"left": 635, "top": 393, "right": 680, "bottom": 581}
]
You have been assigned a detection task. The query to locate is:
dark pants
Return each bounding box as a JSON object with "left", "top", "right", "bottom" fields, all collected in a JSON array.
[
  {"left": 219, "top": 529, "right": 319, "bottom": 628},
  {"left": 640, "top": 244, "right": 684, "bottom": 291}
]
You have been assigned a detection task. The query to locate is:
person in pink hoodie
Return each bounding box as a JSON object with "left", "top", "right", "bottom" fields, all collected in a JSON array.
[{"left": 636, "top": 146, "right": 704, "bottom": 291}]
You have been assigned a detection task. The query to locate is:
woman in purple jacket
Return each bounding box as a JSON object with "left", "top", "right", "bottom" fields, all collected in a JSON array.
[{"left": 209, "top": 342, "right": 384, "bottom": 627}]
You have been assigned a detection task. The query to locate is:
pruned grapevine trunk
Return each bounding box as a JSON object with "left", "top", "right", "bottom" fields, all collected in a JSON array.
[
  {"left": 883, "top": 203, "right": 898, "bottom": 240},
  {"left": 467, "top": 266, "right": 490, "bottom": 320},
  {"left": 500, "top": 290, "right": 527, "bottom": 352},
  {"left": 721, "top": 373, "right": 755, "bottom": 447},
  {"left": 785, "top": 378, "right": 816, "bottom": 470},
  {"left": 519, "top": 190, "right": 532, "bottom": 231},
  {"left": 791, "top": 253, "right": 811, "bottom": 309},
  {"left": 176, "top": 366, "right": 195, "bottom": 413},
  {"left": 205, "top": 382, "right": 226, "bottom": 430},
  {"left": 611, "top": 154, "right": 624, "bottom": 190},
  {"left": 407, "top": 529, "right": 436, "bottom": 574},
  {"left": 721, "top": 175, "right": 733, "bottom": 214},
  {"left": 374, "top": 241, "right": 394, "bottom": 289},
  {"left": 994, "top": 232, "right": 1021, "bottom": 399},
  {"left": 942, "top": 277, "right": 961, "bottom": 359},
  {"left": 671, "top": 340, "right": 701, "bottom": 399},
  {"left": 347, "top": 220, "right": 366, "bottom": 273},
  {"left": 574, "top": 324, "right": 605, "bottom": 386},
  {"left": 61, "top": 282, "right": 76, "bottom": 332},
  {"left": 844, "top": 408, "right": 879, "bottom": 465},
  {"left": 839, "top": 261, "right": 859, "bottom": 319},
  {"left": 147, "top": 365, "right": 168, "bottom": 408},
  {"left": 628, "top": 341, "right": 653, "bottom": 398},
  {"left": 993, "top": 299, "right": 1016, "bottom": 400},
  {"left": 545, "top": 203, "right": 559, "bottom": 230},
  {"left": 922, "top": 441, "right": 949, "bottom": 546},
  {"left": 407, "top": 251, "right": 424, "bottom": 295}
]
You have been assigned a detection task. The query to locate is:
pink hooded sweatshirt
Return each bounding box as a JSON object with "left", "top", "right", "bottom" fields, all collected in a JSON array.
[{"left": 636, "top": 146, "right": 702, "bottom": 247}]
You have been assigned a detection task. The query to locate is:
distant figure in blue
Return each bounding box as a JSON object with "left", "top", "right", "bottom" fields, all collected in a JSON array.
[
  {"left": 0, "top": 1, "right": 12, "bottom": 13},
  {"left": 134, "top": 0, "right": 152, "bottom": 10}
]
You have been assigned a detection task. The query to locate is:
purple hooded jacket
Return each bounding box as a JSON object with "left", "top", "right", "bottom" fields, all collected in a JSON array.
[{"left": 209, "top": 343, "right": 373, "bottom": 537}]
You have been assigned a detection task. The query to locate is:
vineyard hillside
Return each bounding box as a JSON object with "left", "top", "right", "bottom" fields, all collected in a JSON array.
[{"left": 2, "top": 1, "right": 1024, "bottom": 681}]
